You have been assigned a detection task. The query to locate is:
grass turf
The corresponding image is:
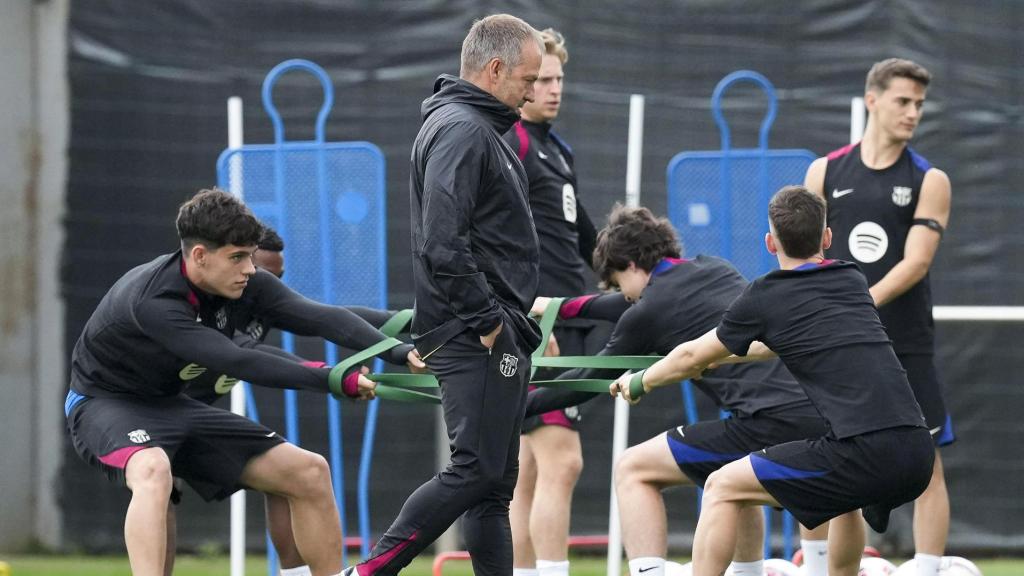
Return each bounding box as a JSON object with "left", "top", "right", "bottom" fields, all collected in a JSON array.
[{"left": 0, "top": 555, "right": 1020, "bottom": 576}]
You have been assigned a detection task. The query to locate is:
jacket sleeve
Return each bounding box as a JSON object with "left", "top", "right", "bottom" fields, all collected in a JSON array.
[
  {"left": 136, "top": 297, "right": 331, "bottom": 392},
  {"left": 247, "top": 272, "right": 414, "bottom": 366},
  {"left": 558, "top": 293, "right": 631, "bottom": 323},
  {"left": 419, "top": 122, "right": 502, "bottom": 335}
]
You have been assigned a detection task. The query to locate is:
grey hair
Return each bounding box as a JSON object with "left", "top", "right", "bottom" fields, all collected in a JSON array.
[{"left": 460, "top": 14, "right": 543, "bottom": 77}]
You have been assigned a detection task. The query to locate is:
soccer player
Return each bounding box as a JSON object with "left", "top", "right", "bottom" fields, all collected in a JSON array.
[
  {"left": 525, "top": 205, "right": 827, "bottom": 576},
  {"left": 804, "top": 58, "right": 952, "bottom": 576},
  {"left": 177, "top": 226, "right": 420, "bottom": 576},
  {"left": 66, "top": 189, "right": 419, "bottom": 576},
  {"left": 612, "top": 186, "right": 934, "bottom": 576},
  {"left": 502, "top": 28, "right": 600, "bottom": 576},
  {"left": 351, "top": 15, "right": 544, "bottom": 576}
]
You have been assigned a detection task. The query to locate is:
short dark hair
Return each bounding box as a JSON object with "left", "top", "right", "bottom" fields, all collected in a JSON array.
[
  {"left": 768, "top": 185, "right": 826, "bottom": 259},
  {"left": 258, "top": 226, "right": 285, "bottom": 252},
  {"left": 866, "top": 58, "right": 931, "bottom": 93},
  {"left": 593, "top": 204, "right": 681, "bottom": 288},
  {"left": 176, "top": 188, "right": 264, "bottom": 251}
]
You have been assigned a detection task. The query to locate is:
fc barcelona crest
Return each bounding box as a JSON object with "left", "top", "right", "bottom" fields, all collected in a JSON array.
[
  {"left": 892, "top": 186, "right": 912, "bottom": 207},
  {"left": 499, "top": 353, "right": 519, "bottom": 377}
]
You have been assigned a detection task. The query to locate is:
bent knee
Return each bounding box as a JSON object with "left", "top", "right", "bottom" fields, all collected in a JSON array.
[
  {"left": 552, "top": 452, "right": 583, "bottom": 485},
  {"left": 125, "top": 449, "right": 173, "bottom": 493},
  {"left": 285, "top": 450, "right": 332, "bottom": 495},
  {"left": 614, "top": 448, "right": 644, "bottom": 489}
]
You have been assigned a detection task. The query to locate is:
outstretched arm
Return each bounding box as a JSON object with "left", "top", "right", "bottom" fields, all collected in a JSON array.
[{"left": 610, "top": 328, "right": 731, "bottom": 403}]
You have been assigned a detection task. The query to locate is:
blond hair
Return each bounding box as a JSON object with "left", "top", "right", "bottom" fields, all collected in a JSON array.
[{"left": 540, "top": 28, "right": 568, "bottom": 64}]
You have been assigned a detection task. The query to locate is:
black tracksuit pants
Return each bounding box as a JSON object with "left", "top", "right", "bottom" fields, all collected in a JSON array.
[{"left": 359, "top": 324, "right": 532, "bottom": 576}]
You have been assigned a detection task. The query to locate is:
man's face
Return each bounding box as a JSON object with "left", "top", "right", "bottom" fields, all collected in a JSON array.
[
  {"left": 520, "top": 54, "right": 563, "bottom": 123},
  {"left": 195, "top": 244, "right": 257, "bottom": 299},
  {"left": 253, "top": 249, "right": 284, "bottom": 279},
  {"left": 868, "top": 77, "right": 927, "bottom": 143},
  {"left": 494, "top": 41, "right": 542, "bottom": 109},
  {"left": 608, "top": 265, "right": 650, "bottom": 303}
]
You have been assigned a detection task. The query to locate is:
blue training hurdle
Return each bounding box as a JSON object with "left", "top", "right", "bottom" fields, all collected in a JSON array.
[
  {"left": 667, "top": 70, "right": 817, "bottom": 560},
  {"left": 216, "top": 58, "right": 388, "bottom": 572}
]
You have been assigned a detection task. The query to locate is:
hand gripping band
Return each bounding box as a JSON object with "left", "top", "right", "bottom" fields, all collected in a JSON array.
[{"left": 329, "top": 337, "right": 405, "bottom": 398}]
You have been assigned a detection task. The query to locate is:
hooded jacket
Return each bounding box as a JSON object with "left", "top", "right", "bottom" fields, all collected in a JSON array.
[{"left": 410, "top": 74, "right": 541, "bottom": 355}]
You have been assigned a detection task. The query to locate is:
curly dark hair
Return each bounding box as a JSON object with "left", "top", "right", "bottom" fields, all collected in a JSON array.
[
  {"left": 176, "top": 188, "right": 264, "bottom": 250},
  {"left": 257, "top": 226, "right": 285, "bottom": 252},
  {"left": 592, "top": 204, "right": 681, "bottom": 288},
  {"left": 767, "top": 185, "right": 826, "bottom": 259}
]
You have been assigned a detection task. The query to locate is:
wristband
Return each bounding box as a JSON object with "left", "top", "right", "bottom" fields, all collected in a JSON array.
[{"left": 629, "top": 370, "right": 647, "bottom": 400}]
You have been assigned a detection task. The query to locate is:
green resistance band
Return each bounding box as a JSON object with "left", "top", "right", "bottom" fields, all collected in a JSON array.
[
  {"left": 328, "top": 337, "right": 406, "bottom": 398},
  {"left": 327, "top": 308, "right": 440, "bottom": 404},
  {"left": 530, "top": 297, "right": 565, "bottom": 378},
  {"left": 529, "top": 369, "right": 649, "bottom": 398},
  {"left": 379, "top": 308, "right": 414, "bottom": 337}
]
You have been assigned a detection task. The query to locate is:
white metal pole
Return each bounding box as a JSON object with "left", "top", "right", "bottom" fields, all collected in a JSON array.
[
  {"left": 608, "top": 94, "right": 645, "bottom": 576},
  {"left": 850, "top": 96, "right": 865, "bottom": 144},
  {"left": 227, "top": 95, "right": 247, "bottom": 576}
]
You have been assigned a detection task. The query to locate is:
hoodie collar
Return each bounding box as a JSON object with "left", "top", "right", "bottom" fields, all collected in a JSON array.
[{"left": 422, "top": 74, "right": 521, "bottom": 134}]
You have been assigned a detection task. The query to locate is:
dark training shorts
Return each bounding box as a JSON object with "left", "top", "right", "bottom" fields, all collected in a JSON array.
[
  {"left": 898, "top": 353, "right": 955, "bottom": 446},
  {"left": 751, "top": 425, "right": 934, "bottom": 532},
  {"left": 67, "top": 393, "right": 285, "bottom": 501},
  {"left": 665, "top": 403, "right": 828, "bottom": 487}
]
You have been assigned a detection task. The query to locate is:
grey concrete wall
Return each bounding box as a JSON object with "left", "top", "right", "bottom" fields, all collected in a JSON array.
[{"left": 0, "top": 0, "right": 68, "bottom": 551}]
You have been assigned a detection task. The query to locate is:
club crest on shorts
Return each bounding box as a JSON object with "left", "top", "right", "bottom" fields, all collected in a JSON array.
[
  {"left": 892, "top": 185, "right": 912, "bottom": 207},
  {"left": 128, "top": 429, "right": 151, "bottom": 444},
  {"left": 499, "top": 353, "right": 519, "bottom": 377}
]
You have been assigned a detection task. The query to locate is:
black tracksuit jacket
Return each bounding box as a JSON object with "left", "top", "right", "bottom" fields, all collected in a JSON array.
[{"left": 409, "top": 74, "right": 542, "bottom": 354}]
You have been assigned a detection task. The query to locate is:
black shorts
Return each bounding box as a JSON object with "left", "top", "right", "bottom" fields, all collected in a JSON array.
[
  {"left": 751, "top": 426, "right": 934, "bottom": 532},
  {"left": 665, "top": 403, "right": 828, "bottom": 487},
  {"left": 67, "top": 393, "right": 285, "bottom": 501},
  {"left": 522, "top": 323, "right": 606, "bottom": 434},
  {"left": 898, "top": 353, "right": 954, "bottom": 446}
]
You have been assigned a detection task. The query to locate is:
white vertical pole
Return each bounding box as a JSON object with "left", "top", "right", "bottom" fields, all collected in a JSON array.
[
  {"left": 227, "top": 95, "right": 247, "bottom": 576},
  {"left": 608, "top": 94, "right": 645, "bottom": 576},
  {"left": 850, "top": 96, "right": 865, "bottom": 144}
]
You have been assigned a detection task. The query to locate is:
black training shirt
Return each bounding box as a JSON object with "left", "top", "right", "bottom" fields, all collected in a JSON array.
[
  {"left": 527, "top": 256, "right": 812, "bottom": 418},
  {"left": 716, "top": 260, "right": 926, "bottom": 438},
  {"left": 71, "top": 252, "right": 411, "bottom": 398}
]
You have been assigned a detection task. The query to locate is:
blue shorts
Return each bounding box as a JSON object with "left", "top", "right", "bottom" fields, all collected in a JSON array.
[{"left": 665, "top": 402, "right": 828, "bottom": 487}]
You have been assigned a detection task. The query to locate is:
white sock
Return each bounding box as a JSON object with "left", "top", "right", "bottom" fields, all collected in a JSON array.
[
  {"left": 801, "top": 539, "right": 829, "bottom": 576},
  {"left": 280, "top": 566, "right": 312, "bottom": 576},
  {"left": 537, "top": 559, "right": 570, "bottom": 576},
  {"left": 514, "top": 569, "right": 540, "bottom": 576},
  {"left": 629, "top": 557, "right": 665, "bottom": 576},
  {"left": 728, "top": 559, "right": 762, "bottom": 576},
  {"left": 914, "top": 553, "right": 942, "bottom": 576}
]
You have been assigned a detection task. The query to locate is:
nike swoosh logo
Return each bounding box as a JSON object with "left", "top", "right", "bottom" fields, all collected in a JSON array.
[
  {"left": 639, "top": 567, "right": 658, "bottom": 573},
  {"left": 676, "top": 426, "right": 686, "bottom": 437},
  {"left": 929, "top": 426, "right": 942, "bottom": 436},
  {"left": 538, "top": 150, "right": 548, "bottom": 159},
  {"left": 832, "top": 188, "right": 854, "bottom": 198},
  {"left": 266, "top": 432, "right": 276, "bottom": 438},
  {"left": 507, "top": 162, "right": 513, "bottom": 170}
]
